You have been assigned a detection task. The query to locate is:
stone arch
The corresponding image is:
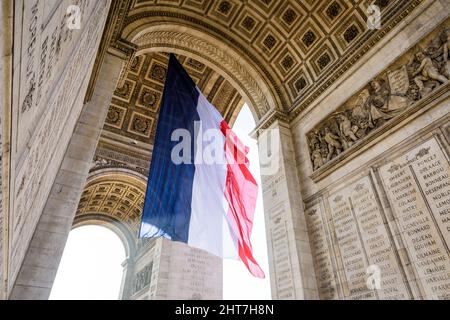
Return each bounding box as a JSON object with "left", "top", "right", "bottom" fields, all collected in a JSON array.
[
  {"left": 75, "top": 169, "right": 148, "bottom": 257},
  {"left": 120, "top": 23, "right": 282, "bottom": 121}
]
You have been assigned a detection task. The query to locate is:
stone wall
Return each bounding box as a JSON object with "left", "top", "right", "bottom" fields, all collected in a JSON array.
[
  {"left": 4, "top": 0, "right": 111, "bottom": 297},
  {"left": 3, "top": 0, "right": 449, "bottom": 301},
  {"left": 0, "top": 81, "right": 3, "bottom": 299},
  {"left": 1, "top": 0, "right": 13, "bottom": 300},
  {"left": 300, "top": 105, "right": 450, "bottom": 300},
  {"left": 0, "top": 93, "right": 3, "bottom": 300},
  {"left": 259, "top": 120, "right": 317, "bottom": 299},
  {"left": 290, "top": 8, "right": 450, "bottom": 299},
  {"left": 125, "top": 238, "right": 223, "bottom": 300},
  {"left": 0, "top": 44, "right": 3, "bottom": 300}
]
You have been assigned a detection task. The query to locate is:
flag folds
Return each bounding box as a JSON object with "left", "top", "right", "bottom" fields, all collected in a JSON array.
[{"left": 139, "top": 54, "right": 264, "bottom": 278}]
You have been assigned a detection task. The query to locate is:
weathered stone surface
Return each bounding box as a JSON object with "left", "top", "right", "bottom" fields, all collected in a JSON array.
[
  {"left": 289, "top": 5, "right": 450, "bottom": 300},
  {"left": 307, "top": 18, "right": 450, "bottom": 173},
  {"left": 324, "top": 176, "right": 410, "bottom": 300},
  {"left": 121, "top": 238, "right": 222, "bottom": 300},
  {"left": 10, "top": 50, "right": 123, "bottom": 299},
  {"left": 6, "top": 0, "right": 112, "bottom": 297},
  {"left": 304, "top": 202, "right": 337, "bottom": 299},
  {"left": 1, "top": 0, "right": 14, "bottom": 300},
  {"left": 379, "top": 137, "right": 450, "bottom": 299},
  {"left": 260, "top": 120, "right": 316, "bottom": 300}
]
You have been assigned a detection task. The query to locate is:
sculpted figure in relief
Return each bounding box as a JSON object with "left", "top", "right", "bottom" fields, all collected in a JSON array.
[
  {"left": 90, "top": 157, "right": 109, "bottom": 170},
  {"left": 412, "top": 51, "right": 448, "bottom": 97},
  {"left": 309, "top": 130, "right": 326, "bottom": 171},
  {"left": 311, "top": 148, "right": 324, "bottom": 171},
  {"left": 367, "top": 80, "right": 395, "bottom": 126},
  {"left": 441, "top": 28, "right": 450, "bottom": 78},
  {"left": 338, "top": 113, "right": 359, "bottom": 144},
  {"left": 351, "top": 90, "right": 375, "bottom": 134},
  {"left": 323, "top": 127, "right": 342, "bottom": 162}
]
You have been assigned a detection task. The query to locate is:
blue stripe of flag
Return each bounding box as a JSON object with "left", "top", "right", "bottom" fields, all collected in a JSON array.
[{"left": 139, "top": 54, "right": 200, "bottom": 242}]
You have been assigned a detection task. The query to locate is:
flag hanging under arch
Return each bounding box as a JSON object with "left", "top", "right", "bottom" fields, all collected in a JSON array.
[{"left": 139, "top": 54, "right": 264, "bottom": 278}]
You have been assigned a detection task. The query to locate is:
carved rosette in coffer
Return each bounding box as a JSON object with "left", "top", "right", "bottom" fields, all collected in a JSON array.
[{"left": 305, "top": 125, "right": 450, "bottom": 300}]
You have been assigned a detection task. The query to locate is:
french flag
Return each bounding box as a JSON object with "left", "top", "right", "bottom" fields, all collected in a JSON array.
[{"left": 139, "top": 54, "right": 264, "bottom": 278}]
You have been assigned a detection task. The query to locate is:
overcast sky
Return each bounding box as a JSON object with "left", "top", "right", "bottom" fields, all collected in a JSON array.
[{"left": 49, "top": 104, "right": 271, "bottom": 300}]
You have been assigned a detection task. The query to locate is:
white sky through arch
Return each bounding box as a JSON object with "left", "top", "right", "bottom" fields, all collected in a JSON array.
[{"left": 49, "top": 225, "right": 126, "bottom": 300}]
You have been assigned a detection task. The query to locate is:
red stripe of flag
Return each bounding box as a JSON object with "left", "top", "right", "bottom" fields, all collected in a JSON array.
[{"left": 220, "top": 120, "right": 265, "bottom": 278}]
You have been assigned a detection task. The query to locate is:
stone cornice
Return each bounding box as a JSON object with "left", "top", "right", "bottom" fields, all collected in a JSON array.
[{"left": 250, "top": 109, "right": 290, "bottom": 138}]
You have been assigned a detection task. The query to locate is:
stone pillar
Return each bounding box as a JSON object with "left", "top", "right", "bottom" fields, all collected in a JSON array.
[
  {"left": 119, "top": 257, "right": 135, "bottom": 300},
  {"left": 0, "top": 0, "right": 13, "bottom": 301},
  {"left": 126, "top": 239, "right": 222, "bottom": 300},
  {"left": 9, "top": 52, "right": 124, "bottom": 299},
  {"left": 157, "top": 240, "right": 223, "bottom": 300},
  {"left": 257, "top": 118, "right": 317, "bottom": 299}
]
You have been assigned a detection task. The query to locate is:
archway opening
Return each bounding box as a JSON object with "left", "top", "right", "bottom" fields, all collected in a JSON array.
[
  {"left": 49, "top": 41, "right": 273, "bottom": 299},
  {"left": 49, "top": 225, "right": 126, "bottom": 300}
]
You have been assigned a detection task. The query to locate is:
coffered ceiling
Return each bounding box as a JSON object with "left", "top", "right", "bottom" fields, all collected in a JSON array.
[
  {"left": 76, "top": 173, "right": 147, "bottom": 232},
  {"left": 104, "top": 52, "right": 242, "bottom": 143},
  {"left": 100, "top": 0, "right": 421, "bottom": 116},
  {"left": 93, "top": 52, "right": 243, "bottom": 176}
]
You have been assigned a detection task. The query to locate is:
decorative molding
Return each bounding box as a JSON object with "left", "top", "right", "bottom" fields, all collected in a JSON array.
[
  {"left": 84, "top": 0, "right": 134, "bottom": 103},
  {"left": 122, "top": 9, "right": 285, "bottom": 111},
  {"left": 97, "top": 51, "right": 243, "bottom": 169},
  {"left": 250, "top": 110, "right": 290, "bottom": 138},
  {"left": 86, "top": 0, "right": 426, "bottom": 121},
  {"left": 134, "top": 30, "right": 271, "bottom": 117},
  {"left": 121, "top": 1, "right": 421, "bottom": 120},
  {"left": 90, "top": 155, "right": 149, "bottom": 177},
  {"left": 76, "top": 172, "right": 147, "bottom": 233},
  {"left": 304, "top": 112, "right": 450, "bottom": 205}
]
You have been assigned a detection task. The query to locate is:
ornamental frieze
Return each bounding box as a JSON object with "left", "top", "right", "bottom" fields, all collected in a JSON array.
[{"left": 308, "top": 22, "right": 450, "bottom": 172}]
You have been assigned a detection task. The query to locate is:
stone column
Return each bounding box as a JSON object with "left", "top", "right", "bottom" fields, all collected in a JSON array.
[
  {"left": 257, "top": 117, "right": 317, "bottom": 299},
  {"left": 127, "top": 239, "right": 223, "bottom": 300},
  {"left": 9, "top": 52, "right": 124, "bottom": 299},
  {"left": 159, "top": 240, "right": 223, "bottom": 300},
  {"left": 119, "top": 257, "right": 135, "bottom": 300},
  {"left": 0, "top": 0, "right": 13, "bottom": 301}
]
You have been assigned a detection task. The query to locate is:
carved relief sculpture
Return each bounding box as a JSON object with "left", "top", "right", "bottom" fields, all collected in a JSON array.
[
  {"left": 133, "top": 264, "right": 153, "bottom": 294},
  {"left": 308, "top": 24, "right": 450, "bottom": 171},
  {"left": 412, "top": 51, "right": 447, "bottom": 98},
  {"left": 443, "top": 28, "right": 450, "bottom": 78}
]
